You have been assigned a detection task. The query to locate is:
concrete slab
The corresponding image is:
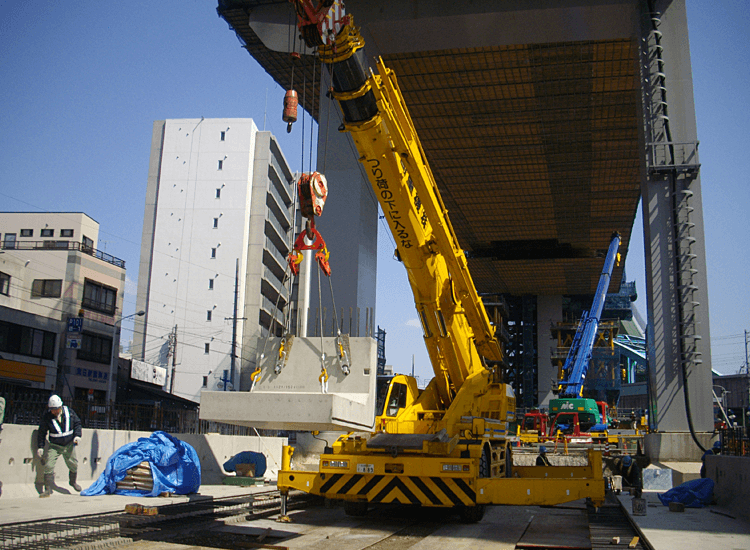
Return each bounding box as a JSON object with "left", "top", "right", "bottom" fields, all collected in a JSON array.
[
  {"left": 408, "top": 505, "right": 534, "bottom": 550},
  {"left": 516, "top": 508, "right": 591, "bottom": 549},
  {"left": 619, "top": 491, "right": 750, "bottom": 550},
  {"left": 201, "top": 337, "right": 378, "bottom": 432}
]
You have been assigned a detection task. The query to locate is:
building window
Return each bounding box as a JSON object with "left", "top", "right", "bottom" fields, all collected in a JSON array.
[
  {"left": 213, "top": 218, "right": 219, "bottom": 228},
  {"left": 20, "top": 229, "right": 33, "bottom": 237},
  {"left": 60, "top": 229, "right": 74, "bottom": 238},
  {"left": 31, "top": 279, "right": 62, "bottom": 298},
  {"left": 77, "top": 332, "right": 112, "bottom": 364},
  {"left": 207, "top": 310, "right": 212, "bottom": 321},
  {"left": 211, "top": 248, "right": 216, "bottom": 259},
  {"left": 217, "top": 160, "right": 223, "bottom": 170},
  {"left": 0, "top": 320, "right": 56, "bottom": 360},
  {"left": 208, "top": 278, "right": 214, "bottom": 290},
  {"left": 203, "top": 376, "right": 208, "bottom": 388},
  {"left": 220, "top": 131, "right": 225, "bottom": 141},
  {"left": 204, "top": 343, "right": 210, "bottom": 354},
  {"left": 41, "top": 228, "right": 53, "bottom": 237},
  {"left": 2, "top": 233, "right": 16, "bottom": 249},
  {"left": 216, "top": 188, "right": 221, "bottom": 199},
  {"left": 82, "top": 235, "right": 94, "bottom": 250},
  {"left": 82, "top": 279, "right": 117, "bottom": 314},
  {"left": 0, "top": 272, "right": 9, "bottom": 296}
]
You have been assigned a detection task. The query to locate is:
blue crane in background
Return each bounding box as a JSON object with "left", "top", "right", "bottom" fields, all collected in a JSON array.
[{"left": 557, "top": 232, "right": 622, "bottom": 398}]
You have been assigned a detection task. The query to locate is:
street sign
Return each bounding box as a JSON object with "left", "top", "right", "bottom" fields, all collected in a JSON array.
[
  {"left": 67, "top": 317, "right": 83, "bottom": 333},
  {"left": 66, "top": 335, "right": 82, "bottom": 349}
]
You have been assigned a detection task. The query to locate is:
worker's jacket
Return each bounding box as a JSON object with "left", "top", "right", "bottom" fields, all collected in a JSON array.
[
  {"left": 621, "top": 463, "right": 642, "bottom": 489},
  {"left": 536, "top": 454, "right": 551, "bottom": 466},
  {"left": 37, "top": 406, "right": 82, "bottom": 449}
]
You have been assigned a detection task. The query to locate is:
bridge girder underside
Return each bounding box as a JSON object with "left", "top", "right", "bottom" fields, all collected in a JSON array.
[{"left": 217, "top": 1, "right": 642, "bottom": 297}]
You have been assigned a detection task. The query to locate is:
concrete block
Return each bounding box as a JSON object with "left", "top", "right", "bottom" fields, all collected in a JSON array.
[
  {"left": 643, "top": 467, "right": 672, "bottom": 491},
  {"left": 669, "top": 501, "right": 685, "bottom": 512},
  {"left": 711, "top": 455, "right": 750, "bottom": 523},
  {"left": 644, "top": 432, "right": 715, "bottom": 462},
  {"left": 200, "top": 337, "right": 377, "bottom": 432}
]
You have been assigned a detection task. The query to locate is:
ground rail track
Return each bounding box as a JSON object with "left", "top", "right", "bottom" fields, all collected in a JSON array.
[
  {"left": 0, "top": 489, "right": 649, "bottom": 550},
  {"left": 0, "top": 489, "right": 311, "bottom": 550}
]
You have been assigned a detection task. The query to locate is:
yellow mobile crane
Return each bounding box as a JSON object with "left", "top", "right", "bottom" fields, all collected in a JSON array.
[{"left": 279, "top": 7, "right": 604, "bottom": 521}]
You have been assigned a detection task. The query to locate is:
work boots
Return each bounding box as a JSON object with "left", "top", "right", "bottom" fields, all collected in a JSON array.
[
  {"left": 69, "top": 471, "right": 81, "bottom": 492},
  {"left": 40, "top": 474, "right": 54, "bottom": 498}
]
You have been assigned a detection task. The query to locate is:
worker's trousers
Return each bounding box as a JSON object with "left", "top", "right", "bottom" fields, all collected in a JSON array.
[{"left": 44, "top": 442, "right": 77, "bottom": 476}]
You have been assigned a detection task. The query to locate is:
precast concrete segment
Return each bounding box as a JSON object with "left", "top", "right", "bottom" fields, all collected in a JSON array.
[{"left": 200, "top": 337, "right": 377, "bottom": 432}]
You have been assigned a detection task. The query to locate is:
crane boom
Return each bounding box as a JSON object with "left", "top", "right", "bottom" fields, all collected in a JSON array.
[
  {"left": 321, "top": 23, "right": 502, "bottom": 409},
  {"left": 557, "top": 232, "right": 621, "bottom": 398}
]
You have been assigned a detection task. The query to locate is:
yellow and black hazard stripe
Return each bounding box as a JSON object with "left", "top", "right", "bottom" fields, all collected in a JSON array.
[{"left": 318, "top": 474, "right": 476, "bottom": 506}]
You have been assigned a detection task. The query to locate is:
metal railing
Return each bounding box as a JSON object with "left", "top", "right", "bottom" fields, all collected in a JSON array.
[
  {"left": 0, "top": 240, "right": 125, "bottom": 268},
  {"left": 719, "top": 427, "right": 749, "bottom": 457},
  {"left": 0, "top": 399, "right": 271, "bottom": 436}
]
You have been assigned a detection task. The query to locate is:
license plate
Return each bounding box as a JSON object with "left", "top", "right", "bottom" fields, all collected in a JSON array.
[{"left": 357, "top": 463, "right": 374, "bottom": 474}]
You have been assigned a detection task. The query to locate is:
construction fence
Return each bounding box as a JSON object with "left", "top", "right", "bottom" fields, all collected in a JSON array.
[{"left": 1, "top": 399, "right": 275, "bottom": 437}]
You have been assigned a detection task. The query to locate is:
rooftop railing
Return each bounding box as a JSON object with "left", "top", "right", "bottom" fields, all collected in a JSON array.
[{"left": 1, "top": 240, "right": 125, "bottom": 268}]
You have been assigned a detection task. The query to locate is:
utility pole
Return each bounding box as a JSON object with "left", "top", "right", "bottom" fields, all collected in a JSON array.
[
  {"left": 231, "top": 259, "right": 239, "bottom": 388},
  {"left": 225, "top": 259, "right": 246, "bottom": 390},
  {"left": 169, "top": 325, "right": 177, "bottom": 394}
]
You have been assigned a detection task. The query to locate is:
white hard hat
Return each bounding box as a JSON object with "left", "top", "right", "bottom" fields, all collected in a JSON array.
[{"left": 48, "top": 395, "right": 63, "bottom": 408}]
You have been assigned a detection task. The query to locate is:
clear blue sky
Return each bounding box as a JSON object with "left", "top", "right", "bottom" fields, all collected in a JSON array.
[{"left": 1, "top": 1, "right": 747, "bottom": 385}]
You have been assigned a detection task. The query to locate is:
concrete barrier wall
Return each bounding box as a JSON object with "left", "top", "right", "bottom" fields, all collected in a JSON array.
[
  {"left": 644, "top": 432, "right": 717, "bottom": 462},
  {"left": 0, "top": 424, "right": 286, "bottom": 499},
  {"left": 707, "top": 455, "right": 750, "bottom": 522}
]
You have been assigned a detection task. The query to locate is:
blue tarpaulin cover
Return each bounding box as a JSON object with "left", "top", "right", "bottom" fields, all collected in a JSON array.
[
  {"left": 82, "top": 431, "right": 201, "bottom": 497},
  {"left": 657, "top": 478, "right": 714, "bottom": 508},
  {"left": 223, "top": 451, "right": 267, "bottom": 477}
]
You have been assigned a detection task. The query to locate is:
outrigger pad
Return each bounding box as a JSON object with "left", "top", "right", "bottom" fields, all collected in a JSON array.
[{"left": 367, "top": 429, "right": 451, "bottom": 450}]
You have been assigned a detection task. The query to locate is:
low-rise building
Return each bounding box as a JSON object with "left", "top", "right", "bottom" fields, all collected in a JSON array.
[{"left": 0, "top": 212, "right": 126, "bottom": 404}]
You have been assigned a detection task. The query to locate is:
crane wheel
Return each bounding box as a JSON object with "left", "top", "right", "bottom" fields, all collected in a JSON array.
[
  {"left": 480, "top": 445, "right": 491, "bottom": 478},
  {"left": 459, "top": 504, "right": 485, "bottom": 523},
  {"left": 344, "top": 501, "right": 368, "bottom": 517}
]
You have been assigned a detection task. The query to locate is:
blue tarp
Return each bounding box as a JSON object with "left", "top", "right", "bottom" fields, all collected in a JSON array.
[
  {"left": 657, "top": 478, "right": 714, "bottom": 508},
  {"left": 223, "top": 451, "right": 267, "bottom": 477},
  {"left": 82, "top": 431, "right": 201, "bottom": 497}
]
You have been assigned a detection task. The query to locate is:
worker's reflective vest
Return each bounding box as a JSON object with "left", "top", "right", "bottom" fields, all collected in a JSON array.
[{"left": 38, "top": 406, "right": 82, "bottom": 448}]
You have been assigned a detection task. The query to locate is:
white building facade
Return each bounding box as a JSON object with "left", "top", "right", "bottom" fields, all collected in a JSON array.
[
  {"left": 134, "top": 118, "right": 300, "bottom": 403},
  {"left": 0, "top": 212, "right": 126, "bottom": 404}
]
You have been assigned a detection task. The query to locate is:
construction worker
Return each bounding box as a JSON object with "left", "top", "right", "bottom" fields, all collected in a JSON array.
[
  {"left": 37, "top": 395, "right": 82, "bottom": 498},
  {"left": 700, "top": 440, "right": 721, "bottom": 479},
  {"left": 618, "top": 455, "right": 642, "bottom": 498},
  {"left": 536, "top": 445, "right": 551, "bottom": 466}
]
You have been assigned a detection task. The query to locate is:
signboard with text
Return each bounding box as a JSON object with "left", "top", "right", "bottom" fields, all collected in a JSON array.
[{"left": 67, "top": 317, "right": 83, "bottom": 332}]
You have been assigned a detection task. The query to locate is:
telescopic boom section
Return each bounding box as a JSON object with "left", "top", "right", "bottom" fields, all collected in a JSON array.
[
  {"left": 320, "top": 22, "right": 503, "bottom": 407},
  {"left": 558, "top": 232, "right": 621, "bottom": 398}
]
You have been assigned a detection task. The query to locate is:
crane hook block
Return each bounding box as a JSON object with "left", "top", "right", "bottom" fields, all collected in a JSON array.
[
  {"left": 283, "top": 89, "right": 298, "bottom": 133},
  {"left": 297, "top": 172, "right": 328, "bottom": 219}
]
